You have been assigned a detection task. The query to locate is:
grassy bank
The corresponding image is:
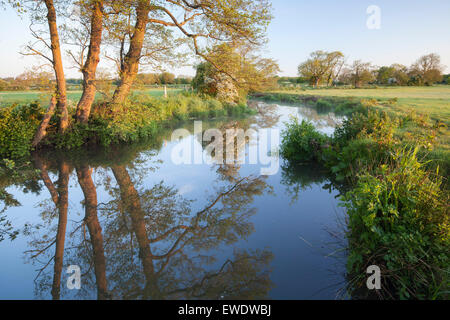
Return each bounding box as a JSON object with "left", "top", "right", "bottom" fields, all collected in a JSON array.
[
  {"left": 0, "top": 93, "right": 254, "bottom": 159},
  {"left": 254, "top": 89, "right": 450, "bottom": 177},
  {"left": 267, "top": 86, "right": 450, "bottom": 123},
  {"left": 274, "top": 88, "right": 449, "bottom": 299}
]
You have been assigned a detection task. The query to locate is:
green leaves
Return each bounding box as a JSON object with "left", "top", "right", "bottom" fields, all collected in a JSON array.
[
  {"left": 0, "top": 103, "right": 44, "bottom": 158},
  {"left": 280, "top": 118, "right": 329, "bottom": 163},
  {"left": 344, "top": 148, "right": 449, "bottom": 299}
]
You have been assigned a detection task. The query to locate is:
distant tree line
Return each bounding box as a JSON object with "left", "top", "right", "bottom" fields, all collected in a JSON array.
[
  {"left": 0, "top": 69, "right": 55, "bottom": 91},
  {"left": 135, "top": 72, "right": 192, "bottom": 86},
  {"left": 0, "top": 71, "right": 192, "bottom": 91},
  {"left": 295, "top": 51, "right": 448, "bottom": 88}
]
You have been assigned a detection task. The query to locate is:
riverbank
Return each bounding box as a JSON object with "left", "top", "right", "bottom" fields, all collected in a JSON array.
[
  {"left": 254, "top": 90, "right": 450, "bottom": 176},
  {"left": 0, "top": 93, "right": 255, "bottom": 159},
  {"left": 269, "top": 90, "right": 449, "bottom": 299}
]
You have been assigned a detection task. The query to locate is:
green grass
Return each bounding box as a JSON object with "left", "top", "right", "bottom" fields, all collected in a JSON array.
[{"left": 0, "top": 88, "right": 183, "bottom": 105}]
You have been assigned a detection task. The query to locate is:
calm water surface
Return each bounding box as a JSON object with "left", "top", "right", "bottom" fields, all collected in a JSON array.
[{"left": 0, "top": 101, "right": 348, "bottom": 300}]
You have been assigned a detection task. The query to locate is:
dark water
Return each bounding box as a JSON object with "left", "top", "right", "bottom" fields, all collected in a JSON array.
[{"left": 0, "top": 101, "right": 348, "bottom": 300}]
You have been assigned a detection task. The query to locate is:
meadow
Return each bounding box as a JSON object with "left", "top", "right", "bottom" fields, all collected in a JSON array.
[
  {"left": 0, "top": 88, "right": 183, "bottom": 106},
  {"left": 272, "top": 85, "right": 450, "bottom": 124}
]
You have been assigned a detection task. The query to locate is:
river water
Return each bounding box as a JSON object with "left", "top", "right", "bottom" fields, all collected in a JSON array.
[{"left": 0, "top": 101, "right": 348, "bottom": 300}]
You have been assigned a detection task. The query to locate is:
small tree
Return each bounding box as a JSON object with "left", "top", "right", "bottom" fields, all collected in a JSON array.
[
  {"left": 349, "top": 60, "right": 374, "bottom": 88},
  {"left": 298, "top": 51, "right": 344, "bottom": 87},
  {"left": 193, "top": 43, "right": 279, "bottom": 103},
  {"left": 376, "top": 66, "right": 396, "bottom": 85},
  {"left": 159, "top": 72, "right": 175, "bottom": 85}
]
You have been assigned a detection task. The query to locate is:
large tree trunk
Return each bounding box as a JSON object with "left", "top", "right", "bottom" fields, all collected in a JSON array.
[
  {"left": 111, "top": 165, "right": 161, "bottom": 299},
  {"left": 33, "top": 0, "right": 68, "bottom": 148},
  {"left": 32, "top": 95, "right": 57, "bottom": 148},
  {"left": 111, "top": 2, "right": 151, "bottom": 106},
  {"left": 315, "top": 78, "right": 320, "bottom": 88},
  {"left": 76, "top": 1, "right": 104, "bottom": 124},
  {"left": 51, "top": 161, "right": 70, "bottom": 300},
  {"left": 45, "top": 0, "right": 69, "bottom": 132},
  {"left": 76, "top": 165, "right": 109, "bottom": 300}
]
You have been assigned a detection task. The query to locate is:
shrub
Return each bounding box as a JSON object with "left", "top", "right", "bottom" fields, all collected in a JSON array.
[
  {"left": 280, "top": 119, "right": 328, "bottom": 163},
  {"left": 343, "top": 148, "right": 449, "bottom": 299},
  {"left": 0, "top": 103, "right": 44, "bottom": 158},
  {"left": 333, "top": 110, "right": 397, "bottom": 149}
]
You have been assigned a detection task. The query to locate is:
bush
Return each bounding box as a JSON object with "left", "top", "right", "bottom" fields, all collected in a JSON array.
[
  {"left": 0, "top": 103, "right": 44, "bottom": 158},
  {"left": 343, "top": 148, "right": 449, "bottom": 299},
  {"left": 280, "top": 119, "right": 328, "bottom": 163}
]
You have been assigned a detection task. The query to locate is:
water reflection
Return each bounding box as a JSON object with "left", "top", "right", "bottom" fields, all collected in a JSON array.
[
  {"left": 23, "top": 132, "right": 273, "bottom": 300},
  {"left": 0, "top": 101, "right": 348, "bottom": 300}
]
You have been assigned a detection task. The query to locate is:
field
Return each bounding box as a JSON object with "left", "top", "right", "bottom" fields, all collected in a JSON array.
[
  {"left": 0, "top": 88, "right": 183, "bottom": 106},
  {"left": 272, "top": 86, "right": 450, "bottom": 125}
]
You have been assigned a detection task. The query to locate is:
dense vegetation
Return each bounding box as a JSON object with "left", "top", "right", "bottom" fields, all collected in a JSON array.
[
  {"left": 0, "top": 93, "right": 254, "bottom": 158},
  {"left": 276, "top": 90, "right": 449, "bottom": 299}
]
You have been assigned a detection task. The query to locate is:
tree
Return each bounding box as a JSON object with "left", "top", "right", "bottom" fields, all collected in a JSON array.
[
  {"left": 159, "top": 72, "right": 175, "bottom": 85},
  {"left": 0, "top": 79, "right": 9, "bottom": 91},
  {"left": 73, "top": 0, "right": 105, "bottom": 124},
  {"left": 9, "top": 0, "right": 274, "bottom": 147},
  {"left": 108, "top": 0, "right": 273, "bottom": 106},
  {"left": 298, "top": 51, "right": 328, "bottom": 87},
  {"left": 298, "top": 51, "right": 344, "bottom": 87},
  {"left": 348, "top": 60, "right": 374, "bottom": 88},
  {"left": 14, "top": 68, "right": 55, "bottom": 90},
  {"left": 136, "top": 73, "right": 161, "bottom": 86},
  {"left": 193, "top": 43, "right": 279, "bottom": 103},
  {"left": 324, "top": 51, "right": 345, "bottom": 86},
  {"left": 442, "top": 74, "right": 450, "bottom": 85},
  {"left": 409, "top": 53, "right": 444, "bottom": 85},
  {"left": 11, "top": 0, "right": 71, "bottom": 146},
  {"left": 391, "top": 64, "right": 410, "bottom": 86},
  {"left": 376, "top": 66, "right": 396, "bottom": 85}
]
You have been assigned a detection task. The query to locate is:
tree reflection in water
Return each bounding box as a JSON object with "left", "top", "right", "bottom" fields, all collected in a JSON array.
[{"left": 23, "top": 133, "right": 273, "bottom": 299}]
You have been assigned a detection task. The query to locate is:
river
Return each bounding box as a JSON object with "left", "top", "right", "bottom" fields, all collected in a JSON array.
[{"left": 0, "top": 100, "right": 348, "bottom": 300}]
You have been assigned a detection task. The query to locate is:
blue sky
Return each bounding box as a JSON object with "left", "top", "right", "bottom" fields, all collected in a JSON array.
[{"left": 1, "top": 0, "right": 449, "bottom": 77}]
